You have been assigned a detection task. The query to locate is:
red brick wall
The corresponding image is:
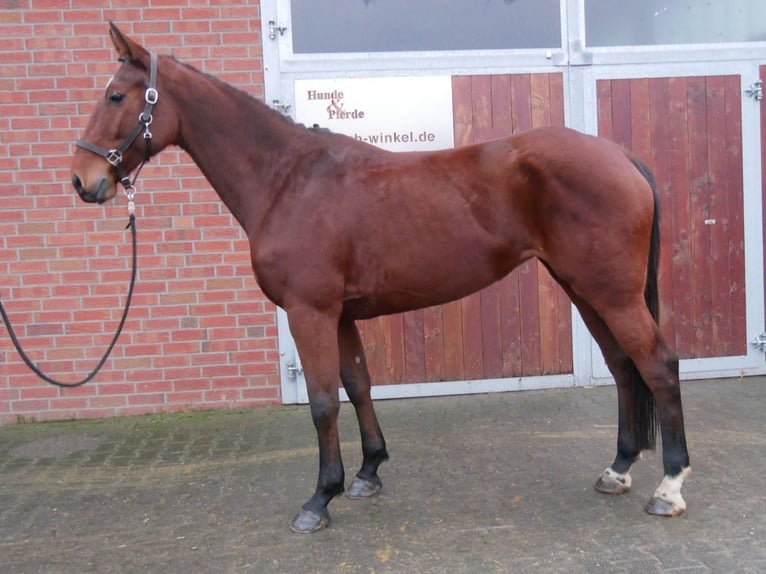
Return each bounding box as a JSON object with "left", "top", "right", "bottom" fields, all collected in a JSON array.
[{"left": 0, "top": 1, "right": 281, "bottom": 424}]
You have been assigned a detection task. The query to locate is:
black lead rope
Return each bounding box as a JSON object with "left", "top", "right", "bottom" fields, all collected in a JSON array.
[{"left": 0, "top": 214, "right": 137, "bottom": 388}]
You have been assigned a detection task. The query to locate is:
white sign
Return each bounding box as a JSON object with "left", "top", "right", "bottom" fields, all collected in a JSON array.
[{"left": 294, "top": 76, "right": 454, "bottom": 152}]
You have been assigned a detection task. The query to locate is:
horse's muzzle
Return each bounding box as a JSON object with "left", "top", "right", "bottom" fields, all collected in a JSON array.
[{"left": 71, "top": 174, "right": 113, "bottom": 204}]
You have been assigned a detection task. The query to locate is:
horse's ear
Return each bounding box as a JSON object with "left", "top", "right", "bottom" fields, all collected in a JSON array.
[{"left": 108, "top": 22, "right": 149, "bottom": 67}]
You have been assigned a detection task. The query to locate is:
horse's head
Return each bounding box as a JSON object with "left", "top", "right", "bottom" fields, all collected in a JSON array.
[{"left": 71, "top": 23, "right": 176, "bottom": 204}]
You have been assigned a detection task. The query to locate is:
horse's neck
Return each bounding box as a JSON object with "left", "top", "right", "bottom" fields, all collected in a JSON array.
[{"left": 167, "top": 64, "right": 300, "bottom": 228}]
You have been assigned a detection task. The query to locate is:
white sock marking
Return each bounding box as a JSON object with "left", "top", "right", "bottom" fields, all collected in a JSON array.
[{"left": 652, "top": 467, "right": 692, "bottom": 509}]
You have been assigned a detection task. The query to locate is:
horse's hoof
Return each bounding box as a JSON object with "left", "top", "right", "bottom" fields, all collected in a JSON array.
[
  {"left": 645, "top": 467, "right": 690, "bottom": 517},
  {"left": 290, "top": 508, "right": 330, "bottom": 533},
  {"left": 346, "top": 476, "right": 382, "bottom": 500},
  {"left": 645, "top": 496, "right": 685, "bottom": 517},
  {"left": 594, "top": 468, "right": 631, "bottom": 495}
]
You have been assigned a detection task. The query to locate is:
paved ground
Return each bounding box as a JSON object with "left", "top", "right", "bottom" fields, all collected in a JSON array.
[{"left": 1, "top": 377, "right": 764, "bottom": 573}]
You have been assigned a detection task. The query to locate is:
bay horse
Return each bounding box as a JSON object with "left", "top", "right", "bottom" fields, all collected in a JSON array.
[{"left": 70, "top": 23, "right": 690, "bottom": 533}]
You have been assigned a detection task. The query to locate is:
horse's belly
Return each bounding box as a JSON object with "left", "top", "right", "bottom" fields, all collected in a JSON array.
[{"left": 343, "top": 241, "right": 529, "bottom": 320}]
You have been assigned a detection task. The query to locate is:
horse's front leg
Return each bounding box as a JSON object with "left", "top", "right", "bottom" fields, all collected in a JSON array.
[
  {"left": 286, "top": 305, "right": 345, "bottom": 533},
  {"left": 338, "top": 318, "right": 389, "bottom": 499}
]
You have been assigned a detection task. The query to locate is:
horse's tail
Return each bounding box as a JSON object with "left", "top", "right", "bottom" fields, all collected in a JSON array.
[{"left": 626, "top": 154, "right": 661, "bottom": 451}]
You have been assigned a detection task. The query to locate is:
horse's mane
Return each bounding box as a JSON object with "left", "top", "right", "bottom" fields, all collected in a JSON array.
[{"left": 167, "top": 55, "right": 333, "bottom": 135}]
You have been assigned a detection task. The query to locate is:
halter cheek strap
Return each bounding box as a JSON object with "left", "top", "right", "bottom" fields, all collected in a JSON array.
[{"left": 76, "top": 51, "right": 159, "bottom": 213}]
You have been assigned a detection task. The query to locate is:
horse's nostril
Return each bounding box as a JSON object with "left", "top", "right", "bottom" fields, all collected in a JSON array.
[{"left": 72, "top": 174, "right": 83, "bottom": 194}]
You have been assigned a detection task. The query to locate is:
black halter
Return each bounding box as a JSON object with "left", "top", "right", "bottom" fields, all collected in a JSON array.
[{"left": 76, "top": 51, "right": 159, "bottom": 213}]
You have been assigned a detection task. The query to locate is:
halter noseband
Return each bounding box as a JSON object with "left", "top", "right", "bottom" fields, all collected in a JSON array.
[{"left": 76, "top": 51, "right": 159, "bottom": 214}]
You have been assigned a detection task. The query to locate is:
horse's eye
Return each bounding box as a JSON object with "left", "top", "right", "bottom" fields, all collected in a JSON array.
[{"left": 108, "top": 92, "right": 125, "bottom": 104}]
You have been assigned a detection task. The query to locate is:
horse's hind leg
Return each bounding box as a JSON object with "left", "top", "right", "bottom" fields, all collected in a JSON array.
[
  {"left": 586, "top": 296, "right": 691, "bottom": 516},
  {"left": 338, "top": 318, "right": 389, "bottom": 499},
  {"left": 563, "top": 291, "right": 651, "bottom": 495},
  {"left": 606, "top": 305, "right": 690, "bottom": 515}
]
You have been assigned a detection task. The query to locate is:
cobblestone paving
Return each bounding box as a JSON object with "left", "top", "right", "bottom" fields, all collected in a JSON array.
[{"left": 1, "top": 378, "right": 764, "bottom": 573}]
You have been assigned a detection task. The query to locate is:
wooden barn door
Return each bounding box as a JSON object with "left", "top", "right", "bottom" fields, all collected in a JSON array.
[
  {"left": 356, "top": 73, "right": 574, "bottom": 389},
  {"left": 589, "top": 64, "right": 765, "bottom": 377}
]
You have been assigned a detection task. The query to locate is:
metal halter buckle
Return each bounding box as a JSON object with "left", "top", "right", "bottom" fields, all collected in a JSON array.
[{"left": 106, "top": 149, "right": 123, "bottom": 167}]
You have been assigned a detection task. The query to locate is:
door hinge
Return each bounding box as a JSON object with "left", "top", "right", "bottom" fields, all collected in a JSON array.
[
  {"left": 286, "top": 361, "right": 303, "bottom": 382},
  {"left": 272, "top": 100, "right": 291, "bottom": 114},
  {"left": 268, "top": 21, "right": 287, "bottom": 40},
  {"left": 751, "top": 333, "right": 766, "bottom": 352},
  {"left": 745, "top": 80, "right": 763, "bottom": 101}
]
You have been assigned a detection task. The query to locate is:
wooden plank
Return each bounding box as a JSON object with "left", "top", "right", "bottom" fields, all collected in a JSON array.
[
  {"left": 438, "top": 75, "right": 474, "bottom": 381},
  {"left": 452, "top": 76, "right": 474, "bottom": 147},
  {"left": 403, "top": 309, "right": 426, "bottom": 383},
  {"left": 479, "top": 286, "right": 503, "bottom": 379},
  {"left": 530, "top": 74, "right": 559, "bottom": 375},
  {"left": 458, "top": 76, "right": 490, "bottom": 380},
  {"left": 630, "top": 78, "right": 652, "bottom": 161},
  {"left": 485, "top": 75, "right": 518, "bottom": 378},
  {"left": 358, "top": 317, "right": 387, "bottom": 385},
  {"left": 530, "top": 73, "right": 551, "bottom": 128},
  {"left": 723, "top": 74, "right": 747, "bottom": 354},
  {"left": 649, "top": 77, "right": 676, "bottom": 340},
  {"left": 499, "top": 272, "right": 523, "bottom": 377},
  {"left": 548, "top": 73, "right": 570, "bottom": 375},
  {"left": 385, "top": 313, "right": 406, "bottom": 384},
  {"left": 518, "top": 261, "right": 542, "bottom": 376},
  {"left": 472, "top": 74, "right": 493, "bottom": 137},
  {"left": 549, "top": 73, "right": 572, "bottom": 375},
  {"left": 667, "top": 77, "right": 695, "bottom": 358},
  {"left": 491, "top": 75, "right": 513, "bottom": 137},
  {"left": 549, "top": 73, "right": 565, "bottom": 126},
  {"left": 473, "top": 75, "right": 502, "bottom": 379},
  {"left": 686, "top": 76, "right": 712, "bottom": 358},
  {"left": 441, "top": 300, "right": 465, "bottom": 380},
  {"left": 511, "top": 74, "right": 533, "bottom": 133},
  {"left": 597, "top": 80, "right": 613, "bottom": 139},
  {"left": 423, "top": 305, "right": 445, "bottom": 382},
  {"left": 704, "top": 76, "right": 731, "bottom": 356},
  {"left": 469, "top": 75, "right": 511, "bottom": 379},
  {"left": 610, "top": 79, "right": 633, "bottom": 149},
  {"left": 461, "top": 294, "right": 485, "bottom": 380},
  {"left": 536, "top": 262, "right": 560, "bottom": 375},
  {"left": 491, "top": 74, "right": 524, "bottom": 377},
  {"left": 510, "top": 74, "right": 542, "bottom": 375},
  {"left": 630, "top": 77, "right": 680, "bottom": 354},
  {"left": 556, "top": 283, "right": 573, "bottom": 374}
]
